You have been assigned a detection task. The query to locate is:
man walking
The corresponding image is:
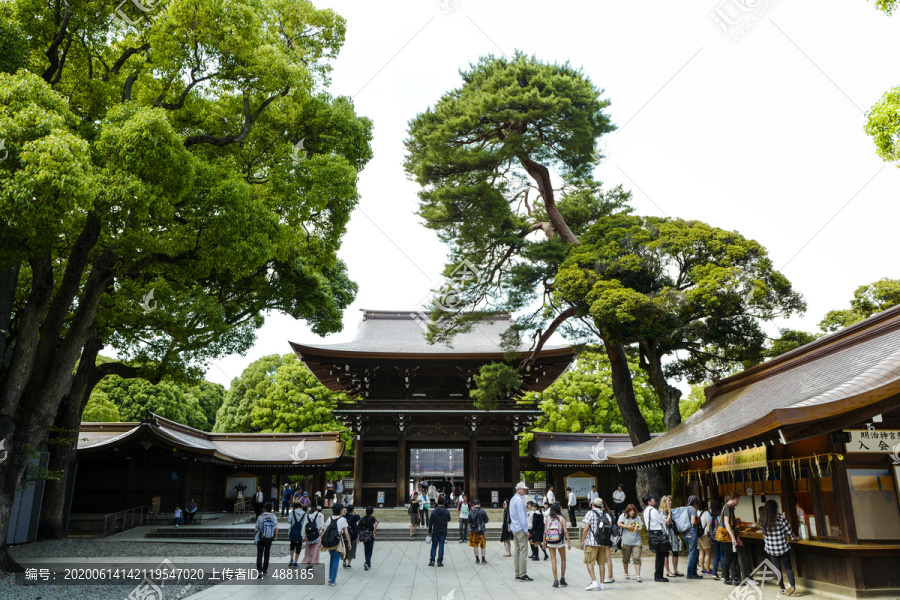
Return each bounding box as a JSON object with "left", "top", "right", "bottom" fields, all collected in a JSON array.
[
  {"left": 468, "top": 498, "right": 490, "bottom": 564},
  {"left": 580, "top": 497, "right": 611, "bottom": 591},
  {"left": 566, "top": 487, "right": 577, "bottom": 525},
  {"left": 254, "top": 502, "right": 278, "bottom": 577},
  {"left": 281, "top": 484, "right": 291, "bottom": 517},
  {"left": 510, "top": 481, "right": 533, "bottom": 582},
  {"left": 546, "top": 485, "right": 556, "bottom": 506},
  {"left": 253, "top": 486, "right": 265, "bottom": 517},
  {"left": 428, "top": 496, "right": 452, "bottom": 567}
]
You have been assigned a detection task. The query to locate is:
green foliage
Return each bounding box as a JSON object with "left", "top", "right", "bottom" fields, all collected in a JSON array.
[
  {"left": 189, "top": 381, "right": 226, "bottom": 429},
  {"left": 82, "top": 391, "right": 121, "bottom": 423},
  {"left": 95, "top": 376, "right": 208, "bottom": 430},
  {"left": 519, "top": 349, "right": 663, "bottom": 454},
  {"left": 679, "top": 384, "right": 705, "bottom": 420},
  {"left": 214, "top": 353, "right": 353, "bottom": 452},
  {"left": 873, "top": 0, "right": 898, "bottom": 14},
  {"left": 865, "top": 87, "right": 900, "bottom": 163},
  {"left": 819, "top": 278, "right": 900, "bottom": 332},
  {"left": 0, "top": 16, "right": 26, "bottom": 74},
  {"left": 470, "top": 363, "right": 522, "bottom": 411},
  {"left": 766, "top": 328, "right": 820, "bottom": 357}
]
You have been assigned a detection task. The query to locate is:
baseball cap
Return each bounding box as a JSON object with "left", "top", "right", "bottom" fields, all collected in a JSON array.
[
  {"left": 592, "top": 497, "right": 605, "bottom": 507},
  {"left": 515, "top": 481, "right": 528, "bottom": 490}
]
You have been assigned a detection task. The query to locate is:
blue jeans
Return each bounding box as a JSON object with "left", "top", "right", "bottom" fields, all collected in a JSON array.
[
  {"left": 685, "top": 531, "right": 699, "bottom": 576},
  {"left": 430, "top": 533, "right": 447, "bottom": 563},
  {"left": 328, "top": 549, "right": 341, "bottom": 583},
  {"left": 712, "top": 540, "right": 725, "bottom": 574},
  {"left": 281, "top": 500, "right": 289, "bottom": 516},
  {"left": 363, "top": 539, "right": 374, "bottom": 566}
]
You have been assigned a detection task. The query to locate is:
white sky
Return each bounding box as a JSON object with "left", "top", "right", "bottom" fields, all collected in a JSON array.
[{"left": 205, "top": 0, "right": 900, "bottom": 388}]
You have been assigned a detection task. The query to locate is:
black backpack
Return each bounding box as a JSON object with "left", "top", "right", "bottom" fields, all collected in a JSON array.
[
  {"left": 468, "top": 507, "right": 486, "bottom": 533},
  {"left": 590, "top": 509, "right": 612, "bottom": 546},
  {"left": 289, "top": 510, "right": 306, "bottom": 543},
  {"left": 697, "top": 511, "right": 708, "bottom": 538},
  {"left": 305, "top": 513, "right": 321, "bottom": 543},
  {"left": 320, "top": 516, "right": 341, "bottom": 548}
]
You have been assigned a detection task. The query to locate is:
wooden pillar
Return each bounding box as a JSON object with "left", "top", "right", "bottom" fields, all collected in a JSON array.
[
  {"left": 831, "top": 441, "right": 856, "bottom": 544},
  {"left": 511, "top": 435, "right": 521, "bottom": 488},
  {"left": 124, "top": 459, "right": 135, "bottom": 508},
  {"left": 353, "top": 435, "right": 364, "bottom": 506},
  {"left": 397, "top": 436, "right": 407, "bottom": 506},
  {"left": 469, "top": 436, "right": 479, "bottom": 502}
]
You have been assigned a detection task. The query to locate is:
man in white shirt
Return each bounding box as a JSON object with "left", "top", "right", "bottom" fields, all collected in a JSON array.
[
  {"left": 254, "top": 486, "right": 265, "bottom": 517},
  {"left": 612, "top": 484, "right": 626, "bottom": 521},
  {"left": 580, "top": 497, "right": 610, "bottom": 591},
  {"left": 270, "top": 484, "right": 278, "bottom": 506},
  {"left": 546, "top": 485, "right": 556, "bottom": 505},
  {"left": 587, "top": 485, "right": 599, "bottom": 505},
  {"left": 566, "top": 487, "right": 578, "bottom": 525},
  {"left": 509, "top": 481, "right": 532, "bottom": 582},
  {"left": 323, "top": 505, "right": 352, "bottom": 586}
]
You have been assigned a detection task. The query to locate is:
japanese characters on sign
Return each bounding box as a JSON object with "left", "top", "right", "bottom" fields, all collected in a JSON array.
[
  {"left": 845, "top": 429, "right": 900, "bottom": 454},
  {"left": 712, "top": 446, "right": 767, "bottom": 473}
]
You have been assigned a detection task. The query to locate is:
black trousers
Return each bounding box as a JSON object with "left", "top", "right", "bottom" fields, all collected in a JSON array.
[
  {"left": 723, "top": 542, "right": 741, "bottom": 582},
  {"left": 655, "top": 550, "right": 668, "bottom": 580},
  {"left": 768, "top": 551, "right": 795, "bottom": 589},
  {"left": 254, "top": 502, "right": 263, "bottom": 517},
  {"left": 256, "top": 539, "right": 273, "bottom": 572},
  {"left": 567, "top": 506, "right": 576, "bottom": 525}
]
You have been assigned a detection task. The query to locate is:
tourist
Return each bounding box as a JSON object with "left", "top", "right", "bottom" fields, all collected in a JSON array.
[
  {"left": 501, "top": 499, "right": 513, "bottom": 556},
  {"left": 684, "top": 495, "right": 702, "bottom": 579},
  {"left": 299, "top": 491, "right": 311, "bottom": 509},
  {"left": 270, "top": 483, "right": 278, "bottom": 506},
  {"left": 546, "top": 485, "right": 556, "bottom": 505},
  {"left": 428, "top": 481, "right": 438, "bottom": 505},
  {"left": 173, "top": 505, "right": 183, "bottom": 527},
  {"left": 443, "top": 478, "right": 453, "bottom": 501},
  {"left": 313, "top": 491, "right": 324, "bottom": 511},
  {"left": 542, "top": 502, "right": 570, "bottom": 588},
  {"left": 325, "top": 481, "right": 335, "bottom": 508},
  {"left": 288, "top": 501, "right": 306, "bottom": 567},
  {"left": 580, "top": 497, "right": 610, "bottom": 591},
  {"left": 336, "top": 477, "right": 344, "bottom": 498},
  {"left": 566, "top": 486, "right": 577, "bottom": 525},
  {"left": 359, "top": 505, "right": 379, "bottom": 571},
  {"left": 428, "top": 496, "right": 452, "bottom": 567},
  {"left": 510, "top": 481, "right": 533, "bottom": 581},
  {"left": 643, "top": 495, "right": 670, "bottom": 582},
  {"left": 660, "top": 495, "right": 683, "bottom": 577},
  {"left": 468, "top": 498, "right": 490, "bottom": 564},
  {"left": 600, "top": 502, "right": 616, "bottom": 583},
  {"left": 321, "top": 504, "right": 351, "bottom": 586},
  {"left": 281, "top": 485, "right": 292, "bottom": 517},
  {"left": 530, "top": 500, "right": 548, "bottom": 561},
  {"left": 301, "top": 504, "right": 325, "bottom": 567},
  {"left": 343, "top": 504, "right": 360, "bottom": 569},
  {"left": 421, "top": 485, "right": 430, "bottom": 526},
  {"left": 698, "top": 501, "right": 713, "bottom": 575},
  {"left": 708, "top": 497, "right": 725, "bottom": 579},
  {"left": 525, "top": 501, "right": 536, "bottom": 557},
  {"left": 453, "top": 480, "right": 462, "bottom": 503},
  {"left": 721, "top": 492, "right": 743, "bottom": 586},
  {"left": 587, "top": 485, "right": 599, "bottom": 505},
  {"left": 458, "top": 493, "right": 471, "bottom": 543},
  {"left": 254, "top": 502, "right": 278, "bottom": 577},
  {"left": 612, "top": 484, "right": 626, "bottom": 521},
  {"left": 617, "top": 503, "right": 643, "bottom": 582},
  {"left": 759, "top": 499, "right": 798, "bottom": 596},
  {"left": 409, "top": 492, "right": 421, "bottom": 538},
  {"left": 253, "top": 486, "right": 265, "bottom": 517},
  {"left": 185, "top": 498, "right": 198, "bottom": 525}
]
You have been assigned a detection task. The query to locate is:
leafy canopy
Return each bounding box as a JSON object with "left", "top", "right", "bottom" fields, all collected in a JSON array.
[{"left": 819, "top": 278, "right": 900, "bottom": 332}]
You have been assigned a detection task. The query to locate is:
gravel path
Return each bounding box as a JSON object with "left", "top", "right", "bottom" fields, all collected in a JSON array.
[{"left": 4, "top": 539, "right": 291, "bottom": 600}]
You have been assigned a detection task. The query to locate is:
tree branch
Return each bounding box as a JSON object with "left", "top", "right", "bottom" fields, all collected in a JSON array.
[
  {"left": 519, "top": 305, "right": 578, "bottom": 368},
  {"left": 42, "top": 0, "right": 73, "bottom": 84},
  {"left": 184, "top": 87, "right": 290, "bottom": 148}
]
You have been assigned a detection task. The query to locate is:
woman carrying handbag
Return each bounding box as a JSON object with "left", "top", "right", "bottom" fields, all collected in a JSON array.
[{"left": 642, "top": 495, "right": 672, "bottom": 583}]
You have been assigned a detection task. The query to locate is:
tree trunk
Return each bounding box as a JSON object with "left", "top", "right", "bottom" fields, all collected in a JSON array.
[
  {"left": 0, "top": 264, "right": 19, "bottom": 366},
  {"left": 602, "top": 339, "right": 666, "bottom": 502},
  {"left": 641, "top": 343, "right": 683, "bottom": 431}
]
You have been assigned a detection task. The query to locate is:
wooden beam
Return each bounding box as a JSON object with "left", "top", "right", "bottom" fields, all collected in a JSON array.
[{"left": 469, "top": 436, "right": 478, "bottom": 502}]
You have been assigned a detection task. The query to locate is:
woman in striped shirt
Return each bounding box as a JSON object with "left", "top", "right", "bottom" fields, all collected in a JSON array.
[{"left": 759, "top": 500, "right": 798, "bottom": 596}]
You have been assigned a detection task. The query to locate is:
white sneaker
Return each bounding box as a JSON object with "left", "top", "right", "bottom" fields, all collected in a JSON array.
[
  {"left": 585, "top": 581, "right": 600, "bottom": 591},
  {"left": 598, "top": 582, "right": 606, "bottom": 591}
]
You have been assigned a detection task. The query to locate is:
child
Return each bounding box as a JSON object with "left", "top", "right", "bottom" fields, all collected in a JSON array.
[{"left": 174, "top": 505, "right": 183, "bottom": 527}]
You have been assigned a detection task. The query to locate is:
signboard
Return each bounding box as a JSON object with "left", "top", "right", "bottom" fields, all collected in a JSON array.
[
  {"left": 491, "top": 491, "right": 499, "bottom": 506},
  {"left": 711, "top": 447, "right": 767, "bottom": 473},
  {"left": 564, "top": 475, "right": 597, "bottom": 499},
  {"left": 845, "top": 429, "right": 900, "bottom": 454},
  {"left": 377, "top": 491, "right": 385, "bottom": 505}
]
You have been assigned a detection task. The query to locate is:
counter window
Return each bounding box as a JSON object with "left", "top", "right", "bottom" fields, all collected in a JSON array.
[{"left": 847, "top": 468, "right": 900, "bottom": 540}]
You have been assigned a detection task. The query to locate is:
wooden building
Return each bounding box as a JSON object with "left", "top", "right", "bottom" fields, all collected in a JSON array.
[
  {"left": 290, "top": 310, "right": 576, "bottom": 507},
  {"left": 609, "top": 305, "right": 900, "bottom": 598}
]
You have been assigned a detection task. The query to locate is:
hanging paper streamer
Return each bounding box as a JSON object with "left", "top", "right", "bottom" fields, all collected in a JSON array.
[
  {"left": 826, "top": 454, "right": 833, "bottom": 476},
  {"left": 815, "top": 454, "right": 822, "bottom": 478}
]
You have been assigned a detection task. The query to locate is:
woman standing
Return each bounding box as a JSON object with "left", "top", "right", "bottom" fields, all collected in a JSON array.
[
  {"left": 501, "top": 499, "right": 513, "bottom": 556},
  {"left": 359, "top": 506, "right": 379, "bottom": 571},
  {"left": 759, "top": 500, "right": 797, "bottom": 596},
  {"left": 542, "top": 502, "right": 571, "bottom": 588},
  {"left": 617, "top": 504, "right": 643, "bottom": 582},
  {"left": 530, "top": 501, "right": 548, "bottom": 560},
  {"left": 458, "top": 494, "right": 471, "bottom": 543},
  {"left": 721, "top": 493, "right": 743, "bottom": 586},
  {"left": 660, "top": 495, "right": 684, "bottom": 577},
  {"left": 698, "top": 501, "right": 713, "bottom": 575},
  {"left": 343, "top": 504, "right": 360, "bottom": 568},
  {"left": 409, "top": 492, "right": 421, "bottom": 538},
  {"left": 302, "top": 504, "right": 325, "bottom": 566},
  {"left": 325, "top": 481, "right": 335, "bottom": 508},
  {"left": 708, "top": 497, "right": 725, "bottom": 579}
]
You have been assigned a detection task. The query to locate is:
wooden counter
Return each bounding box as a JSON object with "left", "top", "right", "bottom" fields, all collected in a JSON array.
[{"left": 739, "top": 530, "right": 900, "bottom": 551}]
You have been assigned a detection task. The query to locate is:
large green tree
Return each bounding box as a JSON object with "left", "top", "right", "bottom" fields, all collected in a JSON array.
[
  {"left": 0, "top": 0, "right": 370, "bottom": 570},
  {"left": 866, "top": 3, "right": 900, "bottom": 158},
  {"left": 819, "top": 278, "right": 900, "bottom": 331}
]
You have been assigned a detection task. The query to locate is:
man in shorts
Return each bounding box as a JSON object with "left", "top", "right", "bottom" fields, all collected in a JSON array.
[
  {"left": 580, "top": 497, "right": 608, "bottom": 591},
  {"left": 468, "top": 498, "right": 490, "bottom": 564}
]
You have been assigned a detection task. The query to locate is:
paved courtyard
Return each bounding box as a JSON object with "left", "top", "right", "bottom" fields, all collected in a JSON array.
[{"left": 189, "top": 540, "right": 827, "bottom": 600}]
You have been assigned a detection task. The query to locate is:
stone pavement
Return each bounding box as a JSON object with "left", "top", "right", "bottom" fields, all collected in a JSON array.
[{"left": 189, "top": 540, "right": 830, "bottom": 600}]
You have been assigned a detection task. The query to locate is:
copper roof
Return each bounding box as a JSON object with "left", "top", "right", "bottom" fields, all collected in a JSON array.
[
  {"left": 609, "top": 304, "right": 900, "bottom": 466},
  {"left": 532, "top": 432, "right": 660, "bottom": 467},
  {"left": 77, "top": 414, "right": 344, "bottom": 465}
]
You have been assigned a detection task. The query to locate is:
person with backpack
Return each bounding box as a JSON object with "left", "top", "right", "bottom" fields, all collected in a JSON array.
[
  {"left": 458, "top": 493, "right": 471, "bottom": 543},
  {"left": 697, "top": 501, "right": 713, "bottom": 576},
  {"left": 685, "top": 495, "right": 703, "bottom": 579},
  {"left": 617, "top": 503, "right": 643, "bottom": 582},
  {"left": 600, "top": 502, "right": 617, "bottom": 584},
  {"left": 287, "top": 501, "right": 307, "bottom": 568},
  {"left": 254, "top": 502, "right": 279, "bottom": 577},
  {"left": 580, "top": 497, "right": 612, "bottom": 591},
  {"left": 467, "top": 498, "right": 490, "bottom": 564},
  {"left": 708, "top": 497, "right": 725, "bottom": 579},
  {"left": 301, "top": 505, "right": 324, "bottom": 566},
  {"left": 660, "top": 495, "right": 683, "bottom": 577},
  {"left": 542, "top": 502, "right": 571, "bottom": 588},
  {"left": 358, "top": 506, "right": 379, "bottom": 571},
  {"left": 529, "top": 500, "right": 548, "bottom": 561},
  {"left": 343, "top": 504, "right": 360, "bottom": 569},
  {"left": 428, "top": 496, "right": 452, "bottom": 567},
  {"left": 321, "top": 504, "right": 351, "bottom": 586},
  {"left": 409, "top": 491, "right": 421, "bottom": 538},
  {"left": 643, "top": 495, "right": 671, "bottom": 583}
]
